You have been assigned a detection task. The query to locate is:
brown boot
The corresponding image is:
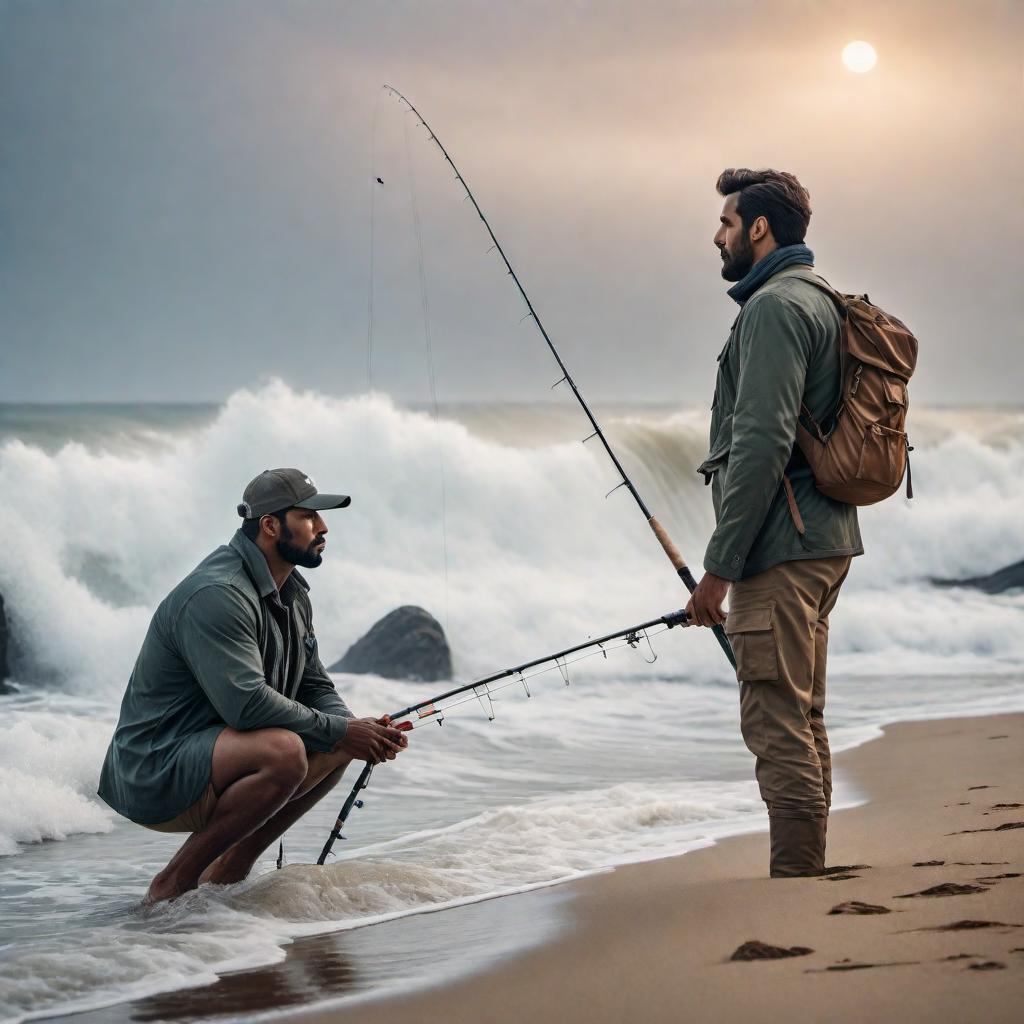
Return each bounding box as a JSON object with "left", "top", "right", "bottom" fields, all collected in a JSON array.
[{"left": 769, "top": 816, "right": 826, "bottom": 877}]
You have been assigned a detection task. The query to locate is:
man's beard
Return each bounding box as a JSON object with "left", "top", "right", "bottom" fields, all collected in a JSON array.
[
  {"left": 720, "top": 231, "right": 755, "bottom": 282},
  {"left": 276, "top": 523, "right": 325, "bottom": 569}
]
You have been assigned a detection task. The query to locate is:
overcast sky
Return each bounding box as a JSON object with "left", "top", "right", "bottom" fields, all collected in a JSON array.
[{"left": 1, "top": 0, "right": 1021, "bottom": 405}]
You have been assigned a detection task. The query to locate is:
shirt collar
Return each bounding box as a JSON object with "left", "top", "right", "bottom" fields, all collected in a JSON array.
[{"left": 229, "top": 529, "right": 311, "bottom": 599}]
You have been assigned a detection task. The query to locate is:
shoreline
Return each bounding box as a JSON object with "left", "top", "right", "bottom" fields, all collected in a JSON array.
[
  {"left": 57, "top": 710, "right": 1023, "bottom": 1024},
  {"left": 294, "top": 711, "right": 1024, "bottom": 1024}
]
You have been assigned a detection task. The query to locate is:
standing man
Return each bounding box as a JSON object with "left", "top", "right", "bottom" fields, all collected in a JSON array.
[
  {"left": 98, "top": 468, "right": 409, "bottom": 904},
  {"left": 686, "top": 169, "right": 863, "bottom": 877}
]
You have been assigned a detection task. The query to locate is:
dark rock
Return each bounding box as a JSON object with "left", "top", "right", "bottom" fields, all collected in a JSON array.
[
  {"left": 932, "top": 558, "right": 1024, "bottom": 594},
  {"left": 330, "top": 606, "right": 452, "bottom": 682}
]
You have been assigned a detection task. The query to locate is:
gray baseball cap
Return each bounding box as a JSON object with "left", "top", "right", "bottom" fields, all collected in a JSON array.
[{"left": 237, "top": 468, "right": 351, "bottom": 519}]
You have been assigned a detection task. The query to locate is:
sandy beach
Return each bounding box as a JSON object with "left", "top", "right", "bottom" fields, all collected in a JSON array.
[
  {"left": 63, "top": 710, "right": 1023, "bottom": 1024},
  {"left": 286, "top": 711, "right": 1024, "bottom": 1024}
]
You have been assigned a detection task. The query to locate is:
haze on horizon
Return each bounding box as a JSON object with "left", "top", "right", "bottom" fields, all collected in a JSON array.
[{"left": 1, "top": 0, "right": 1021, "bottom": 406}]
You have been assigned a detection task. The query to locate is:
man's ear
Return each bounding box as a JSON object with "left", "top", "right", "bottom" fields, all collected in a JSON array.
[
  {"left": 750, "top": 214, "right": 770, "bottom": 242},
  {"left": 259, "top": 515, "right": 280, "bottom": 539}
]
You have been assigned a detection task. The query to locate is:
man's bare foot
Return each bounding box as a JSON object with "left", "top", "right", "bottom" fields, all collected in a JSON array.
[
  {"left": 144, "top": 870, "right": 197, "bottom": 906},
  {"left": 197, "top": 849, "right": 255, "bottom": 887}
]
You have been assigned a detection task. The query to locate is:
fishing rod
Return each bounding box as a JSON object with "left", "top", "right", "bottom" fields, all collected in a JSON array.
[
  {"left": 316, "top": 606, "right": 689, "bottom": 865},
  {"left": 382, "top": 85, "right": 735, "bottom": 670}
]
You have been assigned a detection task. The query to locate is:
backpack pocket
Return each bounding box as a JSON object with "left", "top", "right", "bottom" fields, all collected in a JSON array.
[
  {"left": 881, "top": 376, "right": 907, "bottom": 409},
  {"left": 725, "top": 606, "right": 780, "bottom": 683},
  {"left": 856, "top": 421, "right": 907, "bottom": 490}
]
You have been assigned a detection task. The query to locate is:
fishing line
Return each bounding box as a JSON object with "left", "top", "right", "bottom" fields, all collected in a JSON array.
[
  {"left": 317, "top": 608, "right": 686, "bottom": 864},
  {"left": 402, "top": 107, "right": 451, "bottom": 635},
  {"left": 380, "top": 85, "right": 737, "bottom": 672},
  {"left": 402, "top": 625, "right": 670, "bottom": 728},
  {"left": 366, "top": 86, "right": 385, "bottom": 393},
  {"left": 280, "top": 90, "right": 391, "bottom": 872}
]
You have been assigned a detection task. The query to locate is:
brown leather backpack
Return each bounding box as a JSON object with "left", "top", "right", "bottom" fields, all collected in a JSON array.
[{"left": 793, "top": 273, "right": 918, "bottom": 506}]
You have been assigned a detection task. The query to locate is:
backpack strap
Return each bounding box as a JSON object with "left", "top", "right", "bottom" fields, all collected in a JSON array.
[
  {"left": 782, "top": 474, "right": 807, "bottom": 536},
  {"left": 788, "top": 269, "right": 848, "bottom": 440},
  {"left": 787, "top": 269, "right": 846, "bottom": 312}
]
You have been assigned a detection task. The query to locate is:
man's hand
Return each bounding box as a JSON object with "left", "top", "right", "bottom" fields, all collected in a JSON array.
[
  {"left": 336, "top": 715, "right": 411, "bottom": 765},
  {"left": 685, "top": 572, "right": 730, "bottom": 628}
]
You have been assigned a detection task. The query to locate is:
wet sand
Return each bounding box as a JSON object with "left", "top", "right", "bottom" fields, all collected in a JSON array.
[
  {"left": 62, "top": 712, "right": 1023, "bottom": 1024},
  {"left": 294, "top": 712, "right": 1024, "bottom": 1024}
]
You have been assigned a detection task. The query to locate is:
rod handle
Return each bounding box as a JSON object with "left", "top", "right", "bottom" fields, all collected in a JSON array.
[
  {"left": 677, "top": 563, "right": 737, "bottom": 670},
  {"left": 648, "top": 516, "right": 687, "bottom": 572}
]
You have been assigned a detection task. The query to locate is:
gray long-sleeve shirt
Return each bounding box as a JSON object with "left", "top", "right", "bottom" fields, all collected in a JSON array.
[{"left": 98, "top": 531, "right": 353, "bottom": 825}]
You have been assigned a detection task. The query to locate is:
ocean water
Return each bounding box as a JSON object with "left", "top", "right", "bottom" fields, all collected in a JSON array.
[{"left": 0, "top": 389, "right": 1022, "bottom": 1024}]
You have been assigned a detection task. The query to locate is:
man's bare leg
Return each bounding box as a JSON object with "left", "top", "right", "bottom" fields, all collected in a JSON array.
[
  {"left": 198, "top": 749, "right": 352, "bottom": 886},
  {"left": 146, "top": 727, "right": 311, "bottom": 904}
]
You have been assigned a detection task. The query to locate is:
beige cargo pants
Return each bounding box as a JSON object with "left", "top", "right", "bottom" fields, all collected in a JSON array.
[{"left": 726, "top": 555, "right": 852, "bottom": 825}]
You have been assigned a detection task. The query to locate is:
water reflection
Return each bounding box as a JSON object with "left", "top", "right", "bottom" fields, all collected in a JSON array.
[{"left": 49, "top": 885, "right": 570, "bottom": 1023}]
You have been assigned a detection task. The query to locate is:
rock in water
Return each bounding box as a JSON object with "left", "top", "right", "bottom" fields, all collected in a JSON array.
[
  {"left": 330, "top": 606, "right": 452, "bottom": 682},
  {"left": 932, "top": 558, "right": 1024, "bottom": 594}
]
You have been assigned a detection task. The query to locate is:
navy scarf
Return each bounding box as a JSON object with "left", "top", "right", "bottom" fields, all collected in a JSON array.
[{"left": 727, "top": 243, "right": 814, "bottom": 305}]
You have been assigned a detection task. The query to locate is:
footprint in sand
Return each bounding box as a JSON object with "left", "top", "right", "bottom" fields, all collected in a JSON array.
[
  {"left": 951, "top": 821, "right": 1024, "bottom": 835},
  {"left": 829, "top": 901, "right": 891, "bottom": 915},
  {"left": 896, "top": 882, "right": 988, "bottom": 899},
  {"left": 991, "top": 803, "right": 1023, "bottom": 809},
  {"left": 818, "top": 865, "right": 871, "bottom": 881},
  {"left": 913, "top": 860, "right": 946, "bottom": 867},
  {"left": 923, "top": 920, "right": 1022, "bottom": 932},
  {"left": 967, "top": 785, "right": 995, "bottom": 791},
  {"left": 967, "top": 961, "right": 1006, "bottom": 971},
  {"left": 975, "top": 873, "right": 1022, "bottom": 884},
  {"left": 808, "top": 960, "right": 919, "bottom": 972},
  {"left": 730, "top": 941, "right": 813, "bottom": 961}
]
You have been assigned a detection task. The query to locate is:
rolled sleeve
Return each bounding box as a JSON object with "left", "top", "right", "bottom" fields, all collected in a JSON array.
[
  {"left": 703, "top": 293, "right": 811, "bottom": 580},
  {"left": 174, "top": 586, "right": 348, "bottom": 750}
]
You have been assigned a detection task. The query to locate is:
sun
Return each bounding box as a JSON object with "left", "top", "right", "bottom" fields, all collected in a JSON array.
[{"left": 842, "top": 40, "right": 878, "bottom": 74}]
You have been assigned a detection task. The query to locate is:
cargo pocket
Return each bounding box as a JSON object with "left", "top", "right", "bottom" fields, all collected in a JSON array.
[{"left": 726, "top": 607, "right": 780, "bottom": 683}]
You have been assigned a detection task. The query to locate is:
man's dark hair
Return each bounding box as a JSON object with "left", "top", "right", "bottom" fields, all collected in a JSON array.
[
  {"left": 240, "top": 508, "right": 289, "bottom": 541},
  {"left": 716, "top": 168, "right": 812, "bottom": 246}
]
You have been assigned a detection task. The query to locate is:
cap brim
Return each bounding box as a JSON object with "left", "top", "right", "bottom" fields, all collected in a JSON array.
[{"left": 294, "top": 493, "right": 352, "bottom": 511}]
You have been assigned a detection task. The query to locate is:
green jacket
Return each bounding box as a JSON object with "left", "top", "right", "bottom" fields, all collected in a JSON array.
[
  {"left": 698, "top": 266, "right": 863, "bottom": 581},
  {"left": 97, "top": 531, "right": 353, "bottom": 825}
]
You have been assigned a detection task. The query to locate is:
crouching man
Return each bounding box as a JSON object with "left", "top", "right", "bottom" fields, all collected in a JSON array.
[{"left": 98, "top": 468, "right": 409, "bottom": 904}]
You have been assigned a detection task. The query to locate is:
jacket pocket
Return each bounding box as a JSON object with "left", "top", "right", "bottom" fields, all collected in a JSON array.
[
  {"left": 697, "top": 414, "right": 733, "bottom": 483},
  {"left": 725, "top": 606, "right": 780, "bottom": 682}
]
